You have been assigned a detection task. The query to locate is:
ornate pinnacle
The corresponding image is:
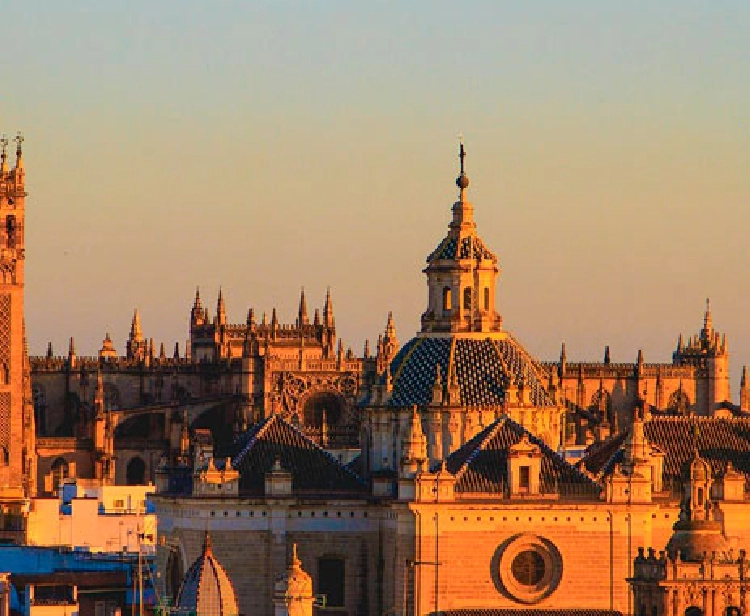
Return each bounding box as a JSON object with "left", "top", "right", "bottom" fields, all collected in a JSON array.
[{"left": 14, "top": 132, "right": 23, "bottom": 155}]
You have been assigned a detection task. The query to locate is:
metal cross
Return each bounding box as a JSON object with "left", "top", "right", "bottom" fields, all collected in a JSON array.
[
  {"left": 458, "top": 133, "right": 466, "bottom": 174},
  {"left": 14, "top": 132, "right": 24, "bottom": 153}
]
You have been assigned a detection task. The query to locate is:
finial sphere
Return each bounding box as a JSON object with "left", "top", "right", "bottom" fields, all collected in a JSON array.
[{"left": 456, "top": 173, "right": 469, "bottom": 189}]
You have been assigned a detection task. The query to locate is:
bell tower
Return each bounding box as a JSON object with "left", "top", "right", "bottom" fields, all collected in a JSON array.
[{"left": 0, "top": 132, "right": 32, "bottom": 499}]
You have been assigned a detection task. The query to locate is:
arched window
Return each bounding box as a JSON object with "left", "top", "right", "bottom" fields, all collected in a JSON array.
[
  {"left": 483, "top": 287, "right": 490, "bottom": 310},
  {"left": 463, "top": 287, "right": 472, "bottom": 311},
  {"left": 442, "top": 287, "right": 452, "bottom": 311},
  {"left": 1, "top": 447, "right": 9, "bottom": 466},
  {"left": 51, "top": 457, "right": 69, "bottom": 491},
  {"left": 127, "top": 456, "right": 146, "bottom": 485},
  {"left": 318, "top": 557, "right": 345, "bottom": 608},
  {"left": 697, "top": 487, "right": 704, "bottom": 507},
  {"left": 0, "top": 363, "right": 7, "bottom": 385}
]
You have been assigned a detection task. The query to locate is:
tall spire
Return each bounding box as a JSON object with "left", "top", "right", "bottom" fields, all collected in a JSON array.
[
  {"left": 323, "top": 287, "right": 334, "bottom": 328},
  {"left": 216, "top": 288, "right": 227, "bottom": 326},
  {"left": 702, "top": 297, "right": 713, "bottom": 342},
  {"left": 13, "top": 132, "right": 23, "bottom": 170},
  {"left": 130, "top": 309, "right": 143, "bottom": 341},
  {"left": 298, "top": 288, "right": 309, "bottom": 326},
  {"left": 0, "top": 135, "right": 7, "bottom": 174}
]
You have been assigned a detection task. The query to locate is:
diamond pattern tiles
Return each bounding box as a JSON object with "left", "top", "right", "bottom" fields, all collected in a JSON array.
[
  {"left": 428, "top": 235, "right": 497, "bottom": 263},
  {"left": 230, "top": 415, "right": 367, "bottom": 496},
  {"left": 442, "top": 417, "right": 601, "bottom": 496},
  {"left": 581, "top": 417, "right": 750, "bottom": 488},
  {"left": 386, "top": 336, "right": 554, "bottom": 408}
]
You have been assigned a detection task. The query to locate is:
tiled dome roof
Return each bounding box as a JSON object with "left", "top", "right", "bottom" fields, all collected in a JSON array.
[
  {"left": 386, "top": 335, "right": 554, "bottom": 408},
  {"left": 428, "top": 234, "right": 497, "bottom": 263},
  {"left": 176, "top": 532, "right": 239, "bottom": 616}
]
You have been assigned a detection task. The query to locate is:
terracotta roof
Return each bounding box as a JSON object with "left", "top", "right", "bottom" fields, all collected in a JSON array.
[
  {"left": 444, "top": 610, "right": 622, "bottom": 616},
  {"left": 441, "top": 417, "right": 601, "bottom": 497},
  {"left": 231, "top": 415, "right": 367, "bottom": 496},
  {"left": 386, "top": 336, "right": 554, "bottom": 408},
  {"left": 581, "top": 417, "right": 750, "bottom": 487}
]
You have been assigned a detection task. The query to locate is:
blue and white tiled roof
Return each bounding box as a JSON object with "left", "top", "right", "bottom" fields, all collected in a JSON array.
[
  {"left": 386, "top": 336, "right": 554, "bottom": 408},
  {"left": 427, "top": 235, "right": 497, "bottom": 263}
]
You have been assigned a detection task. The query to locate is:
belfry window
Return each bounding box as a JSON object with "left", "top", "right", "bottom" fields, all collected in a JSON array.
[
  {"left": 6, "top": 216, "right": 16, "bottom": 248},
  {"left": 442, "top": 287, "right": 452, "bottom": 312},
  {"left": 463, "top": 287, "right": 472, "bottom": 311},
  {"left": 318, "top": 557, "right": 345, "bottom": 607}
]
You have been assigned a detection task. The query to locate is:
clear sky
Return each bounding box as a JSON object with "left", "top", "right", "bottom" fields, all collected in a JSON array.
[{"left": 3, "top": 1, "right": 749, "bottom": 394}]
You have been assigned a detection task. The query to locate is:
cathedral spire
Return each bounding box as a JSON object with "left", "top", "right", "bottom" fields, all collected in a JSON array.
[
  {"left": 130, "top": 309, "right": 143, "bottom": 341},
  {"left": 13, "top": 132, "right": 23, "bottom": 171},
  {"left": 323, "top": 287, "right": 334, "bottom": 328},
  {"left": 702, "top": 298, "right": 713, "bottom": 342},
  {"left": 0, "top": 135, "right": 8, "bottom": 175},
  {"left": 298, "top": 288, "right": 309, "bottom": 326},
  {"left": 216, "top": 288, "right": 227, "bottom": 326}
]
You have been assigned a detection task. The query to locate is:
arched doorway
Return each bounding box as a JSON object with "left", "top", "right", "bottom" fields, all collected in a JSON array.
[{"left": 126, "top": 456, "right": 146, "bottom": 485}]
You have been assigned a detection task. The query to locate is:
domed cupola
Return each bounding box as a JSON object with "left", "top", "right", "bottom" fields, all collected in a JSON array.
[
  {"left": 421, "top": 142, "right": 502, "bottom": 335},
  {"left": 176, "top": 532, "right": 239, "bottom": 616}
]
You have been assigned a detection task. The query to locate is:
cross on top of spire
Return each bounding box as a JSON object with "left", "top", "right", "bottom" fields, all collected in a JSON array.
[
  {"left": 456, "top": 136, "right": 469, "bottom": 196},
  {"left": 0, "top": 135, "right": 8, "bottom": 160},
  {"left": 14, "top": 132, "right": 23, "bottom": 155}
]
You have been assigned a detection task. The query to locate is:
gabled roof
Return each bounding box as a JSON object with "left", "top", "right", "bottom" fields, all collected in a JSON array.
[
  {"left": 231, "top": 415, "right": 367, "bottom": 496},
  {"left": 580, "top": 417, "right": 750, "bottom": 487},
  {"left": 441, "top": 417, "right": 601, "bottom": 497}
]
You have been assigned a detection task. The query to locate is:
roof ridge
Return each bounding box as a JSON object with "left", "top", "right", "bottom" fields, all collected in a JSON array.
[
  {"left": 454, "top": 417, "right": 507, "bottom": 481},
  {"left": 282, "top": 416, "right": 368, "bottom": 485},
  {"left": 231, "top": 415, "right": 274, "bottom": 466}
]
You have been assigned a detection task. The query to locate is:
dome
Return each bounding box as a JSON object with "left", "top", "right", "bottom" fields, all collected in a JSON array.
[
  {"left": 666, "top": 519, "right": 733, "bottom": 562},
  {"left": 176, "top": 532, "right": 239, "bottom": 616},
  {"left": 386, "top": 335, "right": 554, "bottom": 408}
]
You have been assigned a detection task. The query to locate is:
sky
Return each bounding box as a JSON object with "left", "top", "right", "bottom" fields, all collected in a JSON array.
[{"left": 2, "top": 1, "right": 749, "bottom": 395}]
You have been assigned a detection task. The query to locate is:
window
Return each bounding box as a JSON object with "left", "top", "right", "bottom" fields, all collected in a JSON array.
[
  {"left": 697, "top": 487, "right": 704, "bottom": 507},
  {"left": 6, "top": 216, "right": 16, "bottom": 248},
  {"left": 51, "top": 457, "right": 69, "bottom": 491},
  {"left": 442, "top": 287, "right": 452, "bottom": 311},
  {"left": 318, "top": 557, "right": 345, "bottom": 607},
  {"left": 113, "top": 499, "right": 125, "bottom": 508},
  {"left": 1, "top": 447, "right": 8, "bottom": 466},
  {"left": 511, "top": 550, "right": 545, "bottom": 586},
  {"left": 484, "top": 287, "right": 490, "bottom": 310},
  {"left": 519, "top": 466, "right": 531, "bottom": 491},
  {"left": 463, "top": 287, "right": 472, "bottom": 310}
]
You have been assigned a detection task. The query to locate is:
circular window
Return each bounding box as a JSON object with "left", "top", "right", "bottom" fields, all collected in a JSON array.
[
  {"left": 511, "top": 550, "right": 545, "bottom": 586},
  {"left": 496, "top": 534, "right": 562, "bottom": 604}
]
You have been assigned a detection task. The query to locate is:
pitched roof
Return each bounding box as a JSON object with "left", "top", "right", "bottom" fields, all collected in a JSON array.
[
  {"left": 441, "top": 417, "right": 601, "bottom": 497},
  {"left": 231, "top": 415, "right": 367, "bottom": 496},
  {"left": 581, "top": 417, "right": 750, "bottom": 487},
  {"left": 386, "top": 336, "right": 554, "bottom": 408}
]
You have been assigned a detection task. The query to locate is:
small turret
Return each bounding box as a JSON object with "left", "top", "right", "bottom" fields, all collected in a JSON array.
[
  {"left": 68, "top": 337, "right": 77, "bottom": 369},
  {"left": 130, "top": 309, "right": 143, "bottom": 341},
  {"left": 400, "top": 405, "right": 427, "bottom": 479},
  {"left": 431, "top": 365, "right": 444, "bottom": 405},
  {"left": 604, "top": 345, "right": 610, "bottom": 365},
  {"left": 173, "top": 342, "right": 180, "bottom": 361},
  {"left": 313, "top": 308, "right": 320, "bottom": 327},
  {"left": 741, "top": 366, "right": 749, "bottom": 413},
  {"left": 0, "top": 135, "right": 8, "bottom": 175},
  {"left": 701, "top": 297, "right": 713, "bottom": 344},
  {"left": 46, "top": 342, "right": 53, "bottom": 359},
  {"left": 191, "top": 287, "right": 205, "bottom": 326},
  {"left": 363, "top": 339, "right": 370, "bottom": 358},
  {"left": 297, "top": 288, "right": 309, "bottom": 326}
]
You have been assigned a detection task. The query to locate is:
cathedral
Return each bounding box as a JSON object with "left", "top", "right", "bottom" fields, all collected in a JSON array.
[{"left": 3, "top": 134, "right": 750, "bottom": 616}]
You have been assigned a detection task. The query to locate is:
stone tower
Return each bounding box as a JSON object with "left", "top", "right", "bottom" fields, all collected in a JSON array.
[{"left": 0, "top": 133, "right": 34, "bottom": 501}]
